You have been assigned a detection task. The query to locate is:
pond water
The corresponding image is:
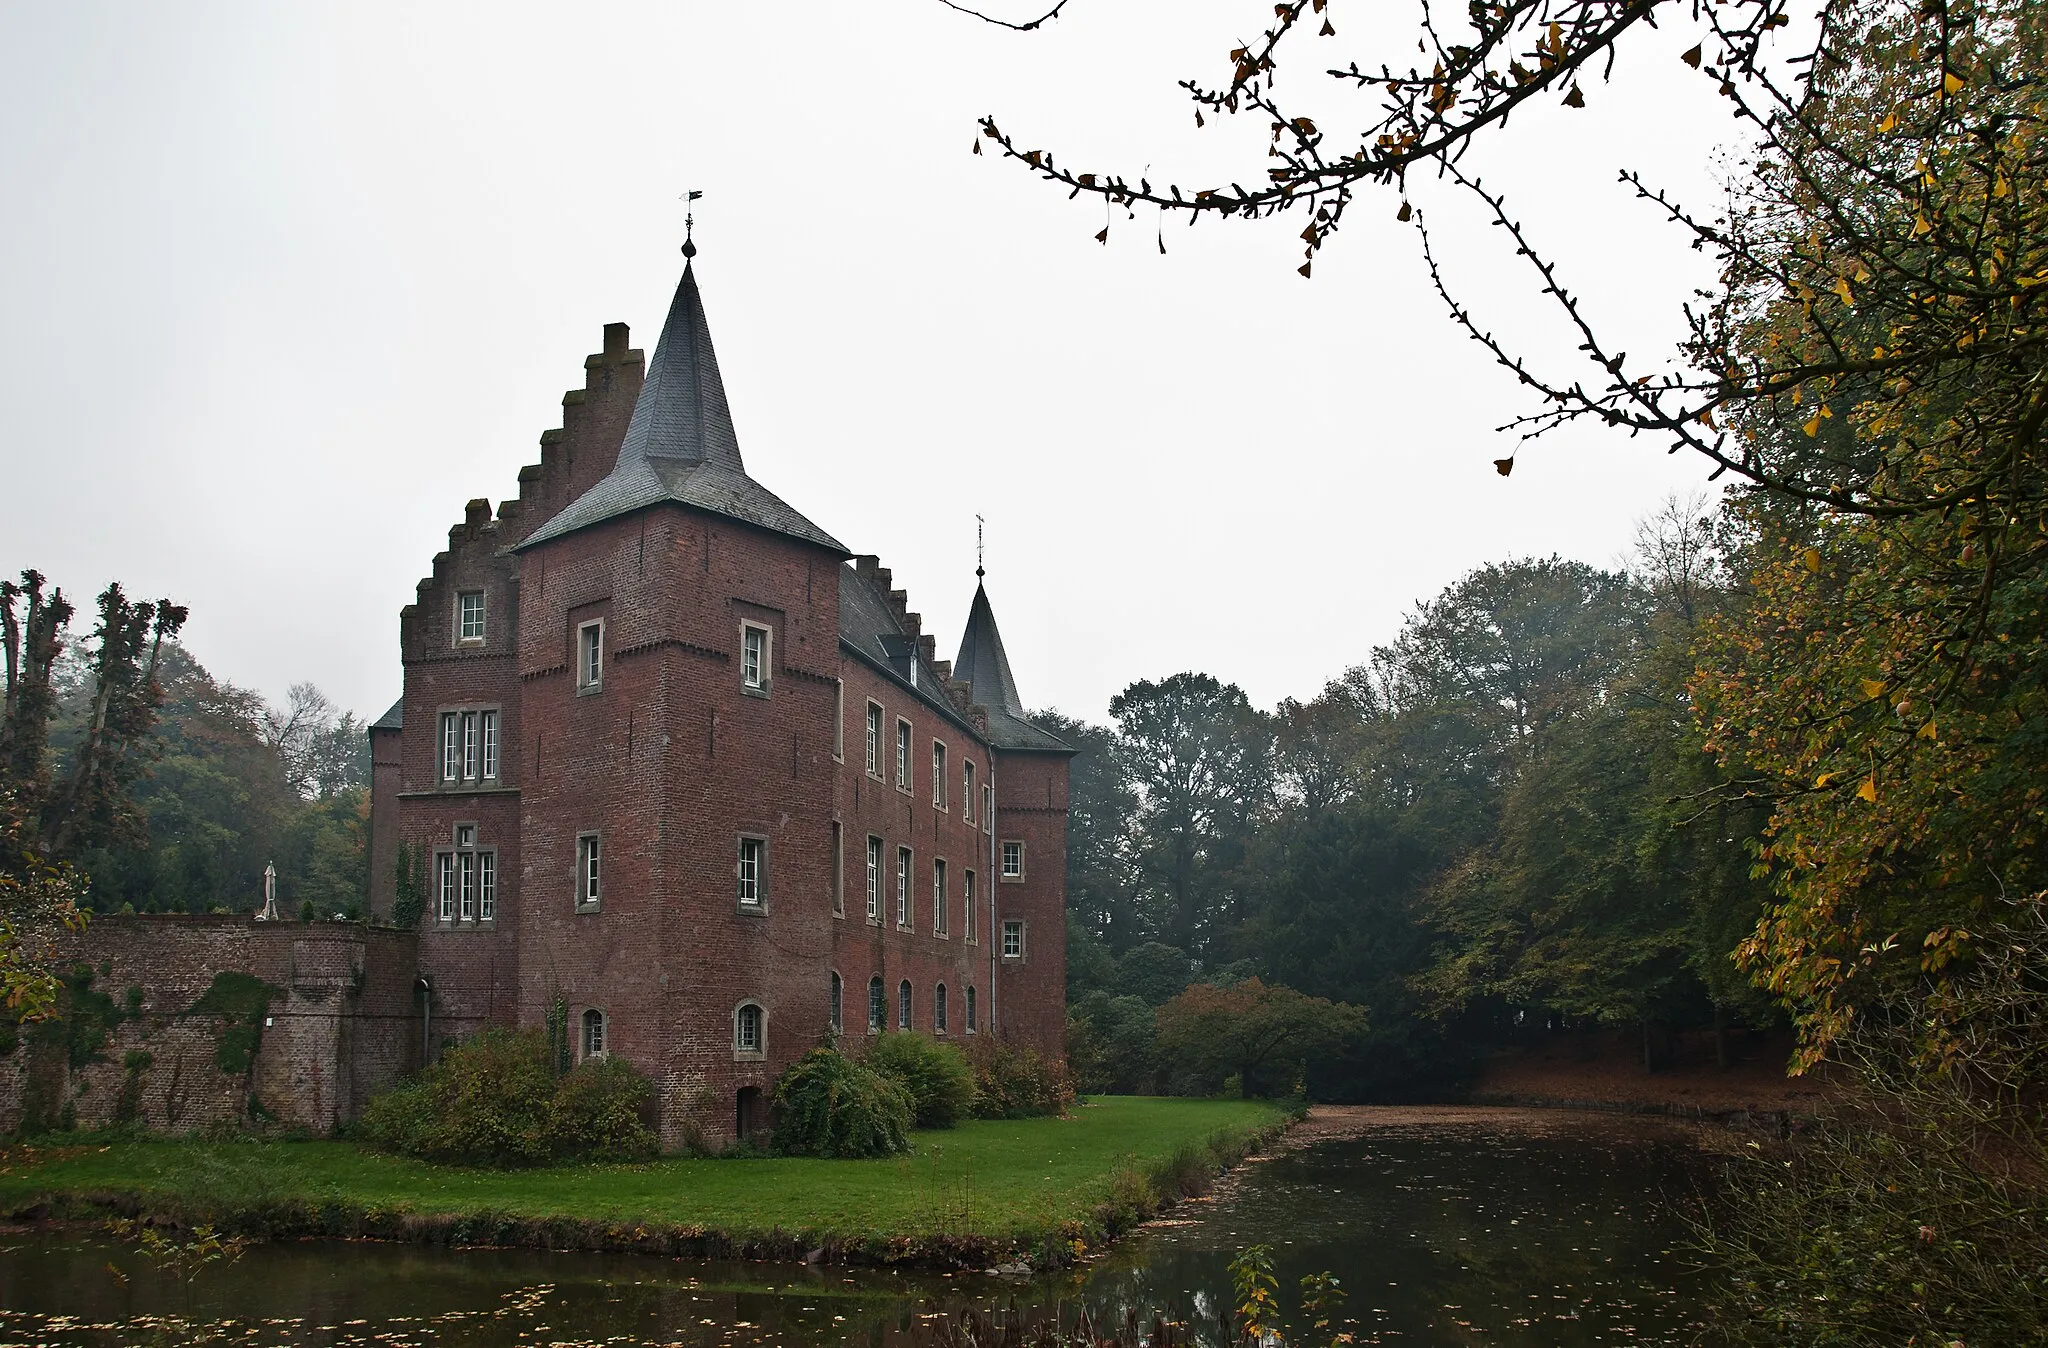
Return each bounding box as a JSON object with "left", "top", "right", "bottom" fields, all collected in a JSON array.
[{"left": 0, "top": 1110, "right": 1713, "bottom": 1347}]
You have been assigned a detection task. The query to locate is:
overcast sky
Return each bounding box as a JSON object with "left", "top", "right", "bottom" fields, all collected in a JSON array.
[{"left": 1, "top": 1, "right": 1753, "bottom": 726}]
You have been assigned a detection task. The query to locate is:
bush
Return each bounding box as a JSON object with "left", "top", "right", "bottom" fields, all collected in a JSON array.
[
  {"left": 964, "top": 1036, "right": 1074, "bottom": 1119},
  {"left": 864, "top": 1032, "right": 976, "bottom": 1128},
  {"left": 547, "top": 1056, "right": 657, "bottom": 1163},
  {"left": 359, "top": 1028, "right": 660, "bottom": 1167},
  {"left": 769, "top": 1047, "right": 913, "bottom": 1158}
]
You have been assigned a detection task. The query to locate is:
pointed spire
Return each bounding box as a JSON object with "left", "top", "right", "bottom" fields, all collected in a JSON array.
[
  {"left": 614, "top": 257, "right": 743, "bottom": 473},
  {"left": 954, "top": 576, "right": 1025, "bottom": 718}
]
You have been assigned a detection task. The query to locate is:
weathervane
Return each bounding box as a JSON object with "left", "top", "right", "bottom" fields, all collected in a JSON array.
[
  {"left": 976, "top": 515, "right": 985, "bottom": 579},
  {"left": 681, "top": 189, "right": 703, "bottom": 257}
]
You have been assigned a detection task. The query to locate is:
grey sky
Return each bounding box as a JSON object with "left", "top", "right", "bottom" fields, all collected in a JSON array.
[{"left": 2, "top": 1, "right": 1744, "bottom": 726}]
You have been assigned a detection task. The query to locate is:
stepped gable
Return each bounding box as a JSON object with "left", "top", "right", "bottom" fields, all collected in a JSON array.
[
  {"left": 839, "top": 558, "right": 986, "bottom": 734},
  {"left": 518, "top": 257, "right": 845, "bottom": 554},
  {"left": 953, "top": 575, "right": 1070, "bottom": 753}
]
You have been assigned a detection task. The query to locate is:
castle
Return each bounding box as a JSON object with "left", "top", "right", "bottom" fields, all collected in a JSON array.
[{"left": 362, "top": 243, "right": 1072, "bottom": 1148}]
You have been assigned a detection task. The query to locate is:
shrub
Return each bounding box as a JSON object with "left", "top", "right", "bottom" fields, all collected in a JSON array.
[
  {"left": 547, "top": 1056, "right": 657, "bottom": 1163},
  {"left": 769, "top": 1047, "right": 913, "bottom": 1158},
  {"left": 964, "top": 1036, "right": 1074, "bottom": 1119},
  {"left": 864, "top": 1032, "right": 976, "bottom": 1128},
  {"left": 359, "top": 1078, "right": 437, "bottom": 1155}
]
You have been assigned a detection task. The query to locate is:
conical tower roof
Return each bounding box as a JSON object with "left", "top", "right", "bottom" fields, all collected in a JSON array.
[
  {"left": 953, "top": 575, "right": 1069, "bottom": 753},
  {"left": 520, "top": 257, "right": 845, "bottom": 553}
]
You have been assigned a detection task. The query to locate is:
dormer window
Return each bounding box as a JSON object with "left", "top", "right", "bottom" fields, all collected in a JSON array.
[{"left": 458, "top": 591, "right": 486, "bottom": 643}]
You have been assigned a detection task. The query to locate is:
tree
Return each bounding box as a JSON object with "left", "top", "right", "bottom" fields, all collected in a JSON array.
[
  {"left": 1030, "top": 709, "right": 1140, "bottom": 950},
  {"left": 1152, "top": 977, "right": 1368, "bottom": 1097},
  {"left": 1109, "top": 673, "right": 1273, "bottom": 957}
]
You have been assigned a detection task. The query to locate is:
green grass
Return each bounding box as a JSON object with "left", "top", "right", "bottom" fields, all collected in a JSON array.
[{"left": 0, "top": 1096, "right": 1288, "bottom": 1244}]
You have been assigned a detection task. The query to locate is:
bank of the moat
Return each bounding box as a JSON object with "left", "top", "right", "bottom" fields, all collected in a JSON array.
[{"left": 0, "top": 1106, "right": 1715, "bottom": 1347}]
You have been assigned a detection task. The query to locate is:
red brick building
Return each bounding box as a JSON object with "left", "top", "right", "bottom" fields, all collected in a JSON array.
[{"left": 366, "top": 245, "right": 1071, "bottom": 1148}]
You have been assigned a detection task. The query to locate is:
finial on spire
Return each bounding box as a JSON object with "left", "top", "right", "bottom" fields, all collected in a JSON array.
[
  {"left": 975, "top": 515, "right": 986, "bottom": 579},
  {"left": 681, "top": 189, "right": 703, "bottom": 258}
]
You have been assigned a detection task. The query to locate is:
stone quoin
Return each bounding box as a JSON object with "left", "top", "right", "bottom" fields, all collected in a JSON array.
[{"left": 365, "top": 246, "right": 1073, "bottom": 1149}]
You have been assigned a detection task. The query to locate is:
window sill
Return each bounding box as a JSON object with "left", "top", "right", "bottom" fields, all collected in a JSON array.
[
  {"left": 1000, "top": 875, "right": 1025, "bottom": 884},
  {"left": 741, "top": 684, "right": 771, "bottom": 700},
  {"left": 732, "top": 1050, "right": 766, "bottom": 1063},
  {"left": 737, "top": 902, "right": 768, "bottom": 918},
  {"left": 576, "top": 683, "right": 603, "bottom": 697},
  {"left": 575, "top": 902, "right": 602, "bottom": 915}
]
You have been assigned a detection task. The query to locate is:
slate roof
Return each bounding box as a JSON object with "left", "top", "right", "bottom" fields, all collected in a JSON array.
[
  {"left": 837, "top": 564, "right": 984, "bottom": 739},
  {"left": 372, "top": 698, "right": 403, "bottom": 731},
  {"left": 954, "top": 578, "right": 1071, "bottom": 754},
  {"left": 519, "top": 259, "right": 846, "bottom": 555}
]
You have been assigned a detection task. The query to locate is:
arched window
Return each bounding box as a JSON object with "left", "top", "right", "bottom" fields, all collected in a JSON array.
[
  {"left": 734, "top": 1002, "right": 765, "bottom": 1055},
  {"left": 897, "top": 979, "right": 912, "bottom": 1031},
  {"left": 935, "top": 983, "right": 948, "bottom": 1034},
  {"left": 581, "top": 1007, "right": 606, "bottom": 1059},
  {"left": 965, "top": 985, "right": 978, "bottom": 1033},
  {"left": 868, "top": 976, "right": 884, "bottom": 1032},
  {"left": 830, "top": 971, "right": 843, "bottom": 1033}
]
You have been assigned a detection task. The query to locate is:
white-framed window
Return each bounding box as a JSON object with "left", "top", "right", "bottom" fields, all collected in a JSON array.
[
  {"left": 896, "top": 846, "right": 912, "bottom": 929},
  {"left": 865, "top": 703, "right": 883, "bottom": 777},
  {"left": 1001, "top": 840, "right": 1024, "bottom": 879},
  {"left": 830, "top": 971, "right": 843, "bottom": 1033},
  {"left": 437, "top": 851, "right": 455, "bottom": 922},
  {"left": 734, "top": 1002, "right": 765, "bottom": 1056},
  {"left": 963, "top": 761, "right": 976, "bottom": 822},
  {"left": 576, "top": 833, "right": 601, "bottom": 910},
  {"left": 460, "top": 851, "right": 476, "bottom": 921},
  {"left": 965, "top": 985, "right": 978, "bottom": 1033},
  {"left": 461, "top": 711, "right": 479, "bottom": 780},
  {"left": 581, "top": 1007, "right": 606, "bottom": 1059},
  {"left": 964, "top": 869, "right": 977, "bottom": 943},
  {"left": 866, "top": 836, "right": 882, "bottom": 922},
  {"left": 1002, "top": 919, "right": 1025, "bottom": 960},
  {"left": 897, "top": 979, "right": 912, "bottom": 1030},
  {"left": 933, "top": 858, "right": 948, "bottom": 936},
  {"left": 440, "top": 712, "right": 460, "bottom": 782},
  {"left": 831, "top": 821, "right": 844, "bottom": 918},
  {"left": 868, "top": 976, "right": 885, "bottom": 1033},
  {"left": 832, "top": 680, "right": 845, "bottom": 762},
  {"left": 737, "top": 836, "right": 766, "bottom": 909},
  {"left": 932, "top": 741, "right": 947, "bottom": 810},
  {"left": 479, "top": 851, "right": 496, "bottom": 922},
  {"left": 458, "top": 590, "right": 486, "bottom": 643},
  {"left": 895, "top": 719, "right": 912, "bottom": 792},
  {"left": 740, "top": 622, "right": 770, "bottom": 693},
  {"left": 935, "top": 983, "right": 949, "bottom": 1034},
  {"left": 481, "top": 710, "right": 499, "bottom": 780},
  {"left": 577, "top": 620, "right": 604, "bottom": 691}
]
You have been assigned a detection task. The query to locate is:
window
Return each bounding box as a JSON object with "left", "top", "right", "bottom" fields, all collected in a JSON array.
[
  {"left": 866, "top": 836, "right": 884, "bottom": 922},
  {"left": 963, "top": 761, "right": 976, "bottom": 822},
  {"left": 831, "top": 822, "right": 844, "bottom": 917},
  {"left": 830, "top": 971, "right": 843, "bottom": 1033},
  {"left": 578, "top": 620, "right": 604, "bottom": 691},
  {"left": 461, "top": 711, "right": 479, "bottom": 780},
  {"left": 737, "top": 836, "right": 765, "bottom": 909},
  {"left": 1003, "top": 919, "right": 1025, "bottom": 960},
  {"left": 740, "top": 622, "right": 769, "bottom": 693},
  {"left": 481, "top": 710, "right": 499, "bottom": 780},
  {"left": 897, "top": 979, "right": 912, "bottom": 1030},
  {"left": 734, "top": 1002, "right": 765, "bottom": 1056},
  {"left": 964, "top": 870, "right": 976, "bottom": 943},
  {"left": 983, "top": 783, "right": 994, "bottom": 834},
  {"left": 933, "top": 858, "right": 948, "bottom": 936},
  {"left": 868, "top": 976, "right": 885, "bottom": 1032},
  {"left": 1001, "top": 840, "right": 1024, "bottom": 879},
  {"left": 865, "top": 703, "right": 883, "bottom": 777},
  {"left": 932, "top": 742, "right": 947, "bottom": 809},
  {"left": 581, "top": 1007, "right": 606, "bottom": 1059},
  {"left": 437, "top": 824, "right": 495, "bottom": 925},
  {"left": 965, "top": 985, "right": 978, "bottom": 1033},
  {"left": 440, "top": 713, "right": 460, "bottom": 782},
  {"left": 895, "top": 720, "right": 912, "bottom": 792},
  {"left": 896, "top": 847, "right": 912, "bottom": 929},
  {"left": 458, "top": 591, "right": 485, "bottom": 642},
  {"left": 935, "top": 983, "right": 949, "bottom": 1034},
  {"left": 576, "top": 833, "right": 601, "bottom": 910},
  {"left": 437, "top": 852, "right": 455, "bottom": 922},
  {"left": 832, "top": 680, "right": 845, "bottom": 761}
]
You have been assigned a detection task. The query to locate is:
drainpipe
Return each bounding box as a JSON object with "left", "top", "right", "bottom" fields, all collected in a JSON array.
[
  {"left": 987, "top": 764, "right": 999, "bottom": 1038},
  {"left": 417, "top": 976, "right": 433, "bottom": 1065}
]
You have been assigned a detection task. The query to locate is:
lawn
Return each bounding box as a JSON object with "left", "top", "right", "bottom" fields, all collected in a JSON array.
[{"left": 0, "top": 1096, "right": 1289, "bottom": 1245}]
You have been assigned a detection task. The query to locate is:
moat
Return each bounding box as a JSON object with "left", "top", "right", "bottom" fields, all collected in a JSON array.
[{"left": 0, "top": 1110, "right": 1713, "bottom": 1347}]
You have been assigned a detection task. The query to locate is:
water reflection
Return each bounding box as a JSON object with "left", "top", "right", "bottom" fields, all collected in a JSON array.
[{"left": 0, "top": 1112, "right": 1709, "bottom": 1347}]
